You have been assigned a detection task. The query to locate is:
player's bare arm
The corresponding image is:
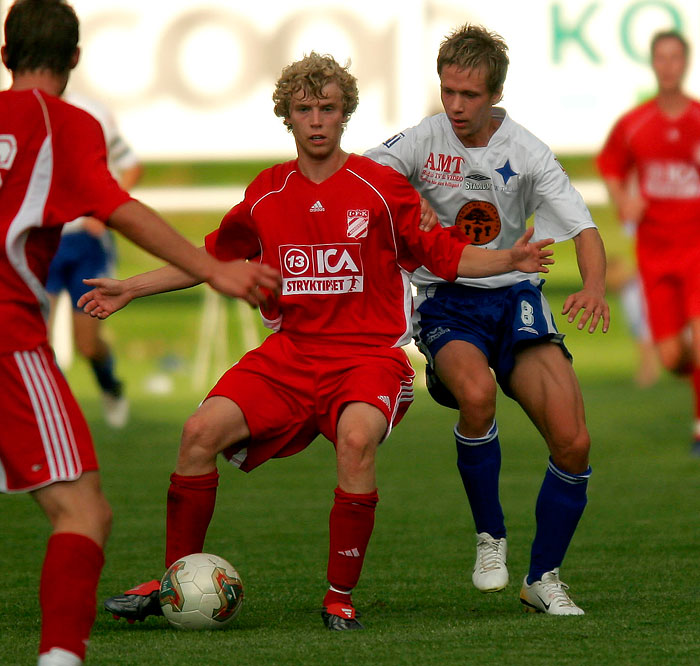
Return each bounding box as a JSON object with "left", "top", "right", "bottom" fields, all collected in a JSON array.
[
  {"left": 602, "top": 177, "right": 647, "bottom": 224},
  {"left": 457, "top": 227, "right": 554, "bottom": 277},
  {"left": 562, "top": 227, "right": 610, "bottom": 334},
  {"left": 79, "top": 260, "right": 200, "bottom": 318},
  {"left": 107, "top": 200, "right": 280, "bottom": 305}
]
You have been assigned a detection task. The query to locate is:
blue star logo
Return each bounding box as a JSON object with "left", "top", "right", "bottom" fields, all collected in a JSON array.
[{"left": 496, "top": 159, "right": 518, "bottom": 186}]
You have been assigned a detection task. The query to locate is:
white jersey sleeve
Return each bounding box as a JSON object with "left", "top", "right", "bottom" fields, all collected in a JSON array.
[
  {"left": 365, "top": 109, "right": 596, "bottom": 289},
  {"left": 62, "top": 92, "right": 141, "bottom": 233},
  {"left": 64, "top": 92, "right": 140, "bottom": 176}
]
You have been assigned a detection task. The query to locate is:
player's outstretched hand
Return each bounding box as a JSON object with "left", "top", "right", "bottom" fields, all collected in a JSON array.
[
  {"left": 208, "top": 259, "right": 282, "bottom": 308},
  {"left": 78, "top": 278, "right": 131, "bottom": 319},
  {"left": 511, "top": 227, "right": 555, "bottom": 274},
  {"left": 562, "top": 288, "right": 610, "bottom": 334}
]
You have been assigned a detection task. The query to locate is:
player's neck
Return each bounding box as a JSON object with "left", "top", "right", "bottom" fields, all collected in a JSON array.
[
  {"left": 455, "top": 116, "right": 502, "bottom": 149},
  {"left": 10, "top": 70, "right": 68, "bottom": 97},
  {"left": 297, "top": 148, "right": 349, "bottom": 184},
  {"left": 656, "top": 89, "right": 690, "bottom": 118}
]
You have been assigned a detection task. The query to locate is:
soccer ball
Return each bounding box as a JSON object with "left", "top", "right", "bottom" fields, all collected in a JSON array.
[{"left": 159, "top": 552, "right": 244, "bottom": 630}]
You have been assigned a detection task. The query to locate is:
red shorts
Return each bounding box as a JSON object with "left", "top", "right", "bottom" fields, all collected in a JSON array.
[
  {"left": 206, "top": 333, "right": 415, "bottom": 472},
  {"left": 0, "top": 344, "right": 96, "bottom": 493},
  {"left": 637, "top": 241, "right": 700, "bottom": 341}
]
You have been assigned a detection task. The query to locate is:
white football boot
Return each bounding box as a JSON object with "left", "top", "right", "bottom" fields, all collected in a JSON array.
[
  {"left": 519, "top": 568, "right": 584, "bottom": 615},
  {"left": 102, "top": 389, "right": 129, "bottom": 429},
  {"left": 38, "top": 647, "right": 82, "bottom": 665},
  {"left": 472, "top": 532, "right": 509, "bottom": 592}
]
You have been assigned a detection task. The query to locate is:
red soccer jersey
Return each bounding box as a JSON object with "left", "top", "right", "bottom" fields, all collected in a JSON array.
[
  {"left": 0, "top": 89, "right": 130, "bottom": 353},
  {"left": 597, "top": 98, "right": 700, "bottom": 250},
  {"left": 205, "top": 153, "right": 469, "bottom": 348}
]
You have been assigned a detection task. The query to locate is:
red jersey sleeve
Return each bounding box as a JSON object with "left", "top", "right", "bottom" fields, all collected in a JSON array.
[
  {"left": 205, "top": 198, "right": 261, "bottom": 261},
  {"left": 388, "top": 172, "right": 469, "bottom": 281},
  {"left": 596, "top": 117, "right": 633, "bottom": 180},
  {"left": 48, "top": 101, "right": 130, "bottom": 225}
]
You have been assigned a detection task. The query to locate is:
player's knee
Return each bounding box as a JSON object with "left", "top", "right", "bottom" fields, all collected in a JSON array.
[
  {"left": 552, "top": 429, "right": 590, "bottom": 474},
  {"left": 180, "top": 413, "right": 219, "bottom": 460},
  {"left": 338, "top": 428, "right": 373, "bottom": 455},
  {"left": 75, "top": 338, "right": 99, "bottom": 358},
  {"left": 455, "top": 381, "right": 496, "bottom": 423},
  {"left": 180, "top": 412, "right": 207, "bottom": 449},
  {"left": 58, "top": 490, "right": 112, "bottom": 545},
  {"left": 657, "top": 340, "right": 691, "bottom": 374},
  {"left": 337, "top": 429, "right": 376, "bottom": 470}
]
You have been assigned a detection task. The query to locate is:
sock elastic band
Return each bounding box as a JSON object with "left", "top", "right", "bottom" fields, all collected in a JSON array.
[{"left": 454, "top": 420, "right": 498, "bottom": 446}]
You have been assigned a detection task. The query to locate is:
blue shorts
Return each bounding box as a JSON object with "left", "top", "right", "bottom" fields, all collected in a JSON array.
[
  {"left": 414, "top": 281, "right": 571, "bottom": 404},
  {"left": 46, "top": 231, "right": 116, "bottom": 309}
]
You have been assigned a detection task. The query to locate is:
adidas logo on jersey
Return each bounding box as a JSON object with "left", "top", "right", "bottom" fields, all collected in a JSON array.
[
  {"left": 310, "top": 200, "right": 325, "bottom": 212},
  {"left": 378, "top": 395, "right": 391, "bottom": 408}
]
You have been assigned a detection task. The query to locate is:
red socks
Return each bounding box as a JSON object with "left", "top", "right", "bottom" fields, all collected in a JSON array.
[
  {"left": 325, "top": 486, "right": 378, "bottom": 604},
  {"left": 165, "top": 470, "right": 219, "bottom": 568},
  {"left": 39, "top": 533, "right": 104, "bottom": 661}
]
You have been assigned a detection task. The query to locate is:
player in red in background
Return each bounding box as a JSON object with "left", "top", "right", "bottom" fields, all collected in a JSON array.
[
  {"left": 0, "top": 2, "right": 280, "bottom": 664},
  {"left": 85, "top": 52, "right": 554, "bottom": 631},
  {"left": 597, "top": 30, "right": 700, "bottom": 456}
]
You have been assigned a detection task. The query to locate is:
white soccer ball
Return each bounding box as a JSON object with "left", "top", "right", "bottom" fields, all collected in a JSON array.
[{"left": 159, "top": 552, "right": 244, "bottom": 630}]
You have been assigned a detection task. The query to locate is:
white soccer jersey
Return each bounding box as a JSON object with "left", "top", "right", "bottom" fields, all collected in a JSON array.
[
  {"left": 365, "top": 108, "right": 596, "bottom": 289},
  {"left": 61, "top": 93, "right": 140, "bottom": 234},
  {"left": 65, "top": 92, "right": 140, "bottom": 176}
]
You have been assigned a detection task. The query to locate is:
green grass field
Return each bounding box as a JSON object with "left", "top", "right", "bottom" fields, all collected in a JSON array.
[{"left": 1, "top": 160, "right": 699, "bottom": 665}]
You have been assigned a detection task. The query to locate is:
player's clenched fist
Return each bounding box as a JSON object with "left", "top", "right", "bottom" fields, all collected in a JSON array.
[{"left": 208, "top": 260, "right": 281, "bottom": 308}]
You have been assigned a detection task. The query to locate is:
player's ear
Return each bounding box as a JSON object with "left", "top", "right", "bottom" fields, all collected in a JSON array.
[
  {"left": 1, "top": 45, "right": 7, "bottom": 69},
  {"left": 69, "top": 47, "right": 80, "bottom": 70}
]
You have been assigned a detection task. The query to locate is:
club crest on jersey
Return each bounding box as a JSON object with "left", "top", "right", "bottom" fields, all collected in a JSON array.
[
  {"left": 346, "top": 209, "right": 369, "bottom": 238},
  {"left": 0, "top": 135, "right": 17, "bottom": 169},
  {"left": 279, "top": 243, "right": 363, "bottom": 295},
  {"left": 0, "top": 135, "right": 18, "bottom": 185},
  {"left": 454, "top": 200, "right": 501, "bottom": 245}
]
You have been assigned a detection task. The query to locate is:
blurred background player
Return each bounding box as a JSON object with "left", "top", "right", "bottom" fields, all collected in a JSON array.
[
  {"left": 606, "top": 255, "right": 659, "bottom": 388},
  {"left": 47, "top": 92, "right": 144, "bottom": 428},
  {"left": 83, "top": 52, "right": 553, "bottom": 632},
  {"left": 366, "top": 23, "right": 610, "bottom": 615},
  {"left": 597, "top": 30, "right": 700, "bottom": 456},
  {"left": 0, "top": 2, "right": 280, "bottom": 664}
]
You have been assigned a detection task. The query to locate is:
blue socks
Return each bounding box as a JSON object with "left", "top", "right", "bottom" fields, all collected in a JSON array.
[
  {"left": 527, "top": 458, "right": 591, "bottom": 584},
  {"left": 456, "top": 423, "right": 590, "bottom": 584},
  {"left": 90, "top": 354, "right": 121, "bottom": 395},
  {"left": 455, "top": 422, "right": 506, "bottom": 539}
]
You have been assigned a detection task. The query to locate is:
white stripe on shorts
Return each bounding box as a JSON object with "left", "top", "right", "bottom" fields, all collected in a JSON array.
[{"left": 14, "top": 349, "right": 80, "bottom": 481}]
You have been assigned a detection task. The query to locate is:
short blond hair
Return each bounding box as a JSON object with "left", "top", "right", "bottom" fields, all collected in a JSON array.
[
  {"left": 437, "top": 24, "right": 509, "bottom": 95},
  {"left": 273, "top": 52, "right": 359, "bottom": 130}
]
